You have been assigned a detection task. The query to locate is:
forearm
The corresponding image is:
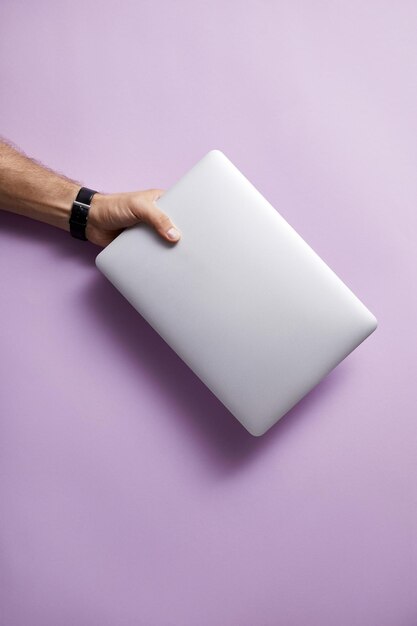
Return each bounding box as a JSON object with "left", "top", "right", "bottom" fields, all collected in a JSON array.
[
  {"left": 0, "top": 137, "right": 181, "bottom": 247},
  {"left": 0, "top": 137, "right": 80, "bottom": 231}
]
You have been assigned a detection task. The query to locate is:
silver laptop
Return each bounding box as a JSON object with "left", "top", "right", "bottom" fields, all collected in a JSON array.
[{"left": 95, "top": 150, "right": 377, "bottom": 436}]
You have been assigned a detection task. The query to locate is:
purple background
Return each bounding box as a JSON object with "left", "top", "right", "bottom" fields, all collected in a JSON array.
[{"left": 1, "top": 2, "right": 416, "bottom": 624}]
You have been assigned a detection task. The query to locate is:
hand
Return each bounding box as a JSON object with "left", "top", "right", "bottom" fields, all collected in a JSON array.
[{"left": 86, "top": 188, "right": 181, "bottom": 247}]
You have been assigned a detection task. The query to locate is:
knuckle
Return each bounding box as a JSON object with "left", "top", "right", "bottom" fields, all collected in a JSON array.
[{"left": 155, "top": 212, "right": 171, "bottom": 229}]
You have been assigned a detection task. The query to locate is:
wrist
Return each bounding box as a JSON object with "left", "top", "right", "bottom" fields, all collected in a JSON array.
[
  {"left": 56, "top": 182, "right": 80, "bottom": 231},
  {"left": 87, "top": 192, "right": 107, "bottom": 229},
  {"left": 85, "top": 192, "right": 109, "bottom": 244}
]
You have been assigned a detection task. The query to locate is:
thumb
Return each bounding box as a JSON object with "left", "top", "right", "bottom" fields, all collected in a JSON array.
[{"left": 141, "top": 195, "right": 181, "bottom": 243}]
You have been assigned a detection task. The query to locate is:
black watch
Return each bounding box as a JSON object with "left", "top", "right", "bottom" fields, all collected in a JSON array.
[{"left": 69, "top": 187, "right": 98, "bottom": 241}]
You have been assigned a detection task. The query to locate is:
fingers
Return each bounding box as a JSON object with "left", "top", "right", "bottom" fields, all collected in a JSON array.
[{"left": 139, "top": 190, "right": 181, "bottom": 243}]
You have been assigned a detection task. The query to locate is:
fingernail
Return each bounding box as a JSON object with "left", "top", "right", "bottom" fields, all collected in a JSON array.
[{"left": 166, "top": 227, "right": 180, "bottom": 241}]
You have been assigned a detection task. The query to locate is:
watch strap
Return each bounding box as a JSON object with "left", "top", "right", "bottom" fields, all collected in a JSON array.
[{"left": 69, "top": 187, "right": 97, "bottom": 241}]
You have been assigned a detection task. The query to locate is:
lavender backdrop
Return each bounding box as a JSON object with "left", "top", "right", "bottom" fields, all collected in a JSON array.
[{"left": 1, "top": 2, "right": 416, "bottom": 625}]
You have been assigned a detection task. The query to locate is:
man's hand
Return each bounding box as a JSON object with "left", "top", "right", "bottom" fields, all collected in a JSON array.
[
  {"left": 87, "top": 189, "right": 181, "bottom": 247},
  {"left": 0, "top": 138, "right": 181, "bottom": 248}
]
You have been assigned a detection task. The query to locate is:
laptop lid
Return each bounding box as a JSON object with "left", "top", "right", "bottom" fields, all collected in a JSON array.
[{"left": 95, "top": 149, "right": 377, "bottom": 436}]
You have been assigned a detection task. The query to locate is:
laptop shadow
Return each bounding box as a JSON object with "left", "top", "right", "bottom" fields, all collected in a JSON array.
[
  {"left": 84, "top": 271, "right": 349, "bottom": 477},
  {"left": 1, "top": 212, "right": 349, "bottom": 475}
]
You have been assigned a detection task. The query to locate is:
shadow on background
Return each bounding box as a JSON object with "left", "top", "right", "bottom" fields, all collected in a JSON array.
[
  {"left": 1, "top": 210, "right": 350, "bottom": 474},
  {"left": 84, "top": 271, "right": 350, "bottom": 476}
]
